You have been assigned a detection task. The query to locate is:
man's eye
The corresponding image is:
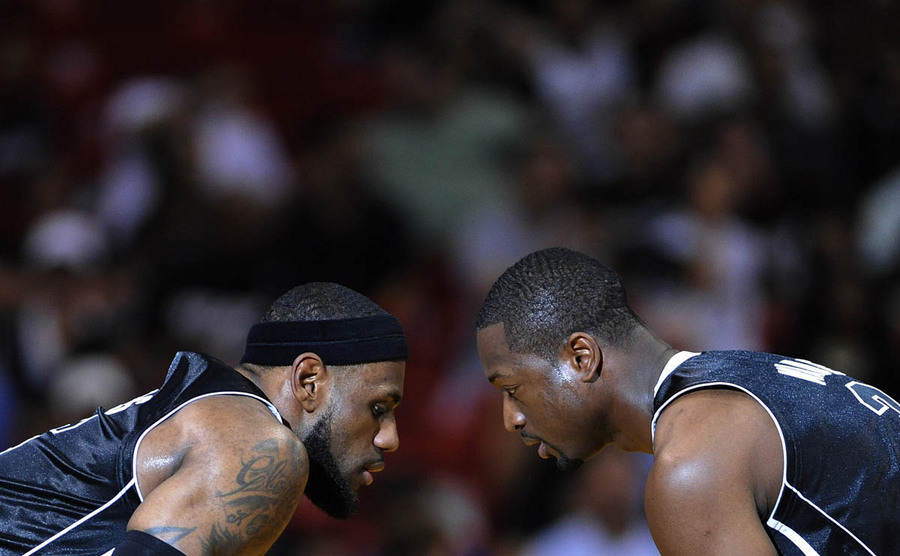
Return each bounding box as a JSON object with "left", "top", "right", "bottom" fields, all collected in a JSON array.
[
  {"left": 504, "top": 388, "right": 518, "bottom": 400},
  {"left": 372, "top": 404, "right": 387, "bottom": 418}
]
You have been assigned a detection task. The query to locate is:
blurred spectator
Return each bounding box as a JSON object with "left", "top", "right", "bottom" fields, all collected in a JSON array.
[
  {"left": 644, "top": 153, "right": 769, "bottom": 350},
  {"left": 452, "top": 132, "right": 599, "bottom": 302},
  {"left": 857, "top": 165, "right": 900, "bottom": 278},
  {"left": 190, "top": 65, "right": 293, "bottom": 209},
  {"left": 275, "top": 118, "right": 414, "bottom": 296},
  {"left": 654, "top": 31, "right": 754, "bottom": 125},
  {"left": 16, "top": 207, "right": 113, "bottom": 388},
  {"left": 375, "top": 475, "right": 490, "bottom": 556},
  {"left": 46, "top": 352, "right": 137, "bottom": 425},
  {"left": 362, "top": 38, "right": 531, "bottom": 244},
  {"left": 498, "top": 0, "right": 637, "bottom": 181},
  {"left": 522, "top": 449, "right": 658, "bottom": 556},
  {"left": 745, "top": 1, "right": 836, "bottom": 133},
  {"left": 94, "top": 76, "right": 186, "bottom": 250},
  {"left": 0, "top": 1, "right": 897, "bottom": 553}
]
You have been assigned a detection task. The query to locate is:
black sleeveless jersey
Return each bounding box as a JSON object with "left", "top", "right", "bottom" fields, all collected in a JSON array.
[
  {"left": 0, "top": 351, "right": 284, "bottom": 555},
  {"left": 652, "top": 350, "right": 900, "bottom": 555}
]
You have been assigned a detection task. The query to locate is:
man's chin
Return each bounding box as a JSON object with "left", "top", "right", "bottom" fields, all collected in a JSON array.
[{"left": 555, "top": 454, "right": 584, "bottom": 471}]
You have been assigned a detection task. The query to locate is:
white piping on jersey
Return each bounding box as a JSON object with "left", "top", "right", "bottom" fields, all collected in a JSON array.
[
  {"left": 2, "top": 390, "right": 159, "bottom": 456},
  {"left": 0, "top": 432, "right": 42, "bottom": 455},
  {"left": 23, "top": 477, "right": 138, "bottom": 556},
  {"left": 779, "top": 483, "right": 876, "bottom": 555},
  {"left": 653, "top": 351, "right": 701, "bottom": 397},
  {"left": 766, "top": 519, "right": 820, "bottom": 555},
  {"left": 653, "top": 380, "right": 878, "bottom": 555},
  {"left": 651, "top": 381, "right": 788, "bottom": 528},
  {"left": 132, "top": 391, "right": 285, "bottom": 502}
]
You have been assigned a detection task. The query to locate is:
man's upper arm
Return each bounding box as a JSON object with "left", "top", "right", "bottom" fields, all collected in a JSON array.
[
  {"left": 646, "top": 389, "right": 781, "bottom": 556},
  {"left": 127, "top": 397, "right": 308, "bottom": 555}
]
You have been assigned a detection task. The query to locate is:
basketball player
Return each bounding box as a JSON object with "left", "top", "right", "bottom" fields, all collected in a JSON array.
[
  {"left": 0, "top": 282, "right": 407, "bottom": 555},
  {"left": 476, "top": 248, "right": 899, "bottom": 554}
]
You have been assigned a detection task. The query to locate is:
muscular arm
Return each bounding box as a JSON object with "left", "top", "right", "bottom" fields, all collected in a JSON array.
[
  {"left": 128, "top": 396, "right": 308, "bottom": 555},
  {"left": 646, "top": 388, "right": 783, "bottom": 555}
]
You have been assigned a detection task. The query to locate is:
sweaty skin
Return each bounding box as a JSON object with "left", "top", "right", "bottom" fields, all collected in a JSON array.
[
  {"left": 647, "top": 389, "right": 783, "bottom": 555},
  {"left": 130, "top": 395, "right": 307, "bottom": 555},
  {"left": 129, "top": 357, "right": 404, "bottom": 555},
  {"left": 477, "top": 323, "right": 784, "bottom": 554}
]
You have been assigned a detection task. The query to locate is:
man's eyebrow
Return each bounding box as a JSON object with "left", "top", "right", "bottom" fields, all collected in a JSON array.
[{"left": 488, "top": 372, "right": 506, "bottom": 384}]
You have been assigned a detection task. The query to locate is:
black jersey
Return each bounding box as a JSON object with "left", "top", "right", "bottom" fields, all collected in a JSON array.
[
  {"left": 652, "top": 350, "right": 900, "bottom": 555},
  {"left": 0, "top": 351, "right": 284, "bottom": 555}
]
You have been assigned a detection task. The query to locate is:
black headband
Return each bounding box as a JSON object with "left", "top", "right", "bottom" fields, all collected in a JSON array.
[{"left": 240, "top": 315, "right": 408, "bottom": 367}]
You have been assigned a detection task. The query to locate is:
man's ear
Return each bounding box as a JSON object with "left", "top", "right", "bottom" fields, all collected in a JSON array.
[
  {"left": 291, "top": 352, "right": 329, "bottom": 413},
  {"left": 564, "top": 332, "right": 602, "bottom": 383}
]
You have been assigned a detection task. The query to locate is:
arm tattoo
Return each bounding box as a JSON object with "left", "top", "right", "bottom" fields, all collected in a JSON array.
[
  {"left": 199, "top": 523, "right": 243, "bottom": 553},
  {"left": 200, "top": 438, "right": 305, "bottom": 551}
]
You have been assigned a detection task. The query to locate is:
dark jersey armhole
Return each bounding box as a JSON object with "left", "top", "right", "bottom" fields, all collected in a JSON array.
[{"left": 114, "top": 530, "right": 186, "bottom": 555}]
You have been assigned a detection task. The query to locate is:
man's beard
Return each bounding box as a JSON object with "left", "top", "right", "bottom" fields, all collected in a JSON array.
[
  {"left": 302, "top": 415, "right": 358, "bottom": 519},
  {"left": 555, "top": 452, "right": 584, "bottom": 471}
]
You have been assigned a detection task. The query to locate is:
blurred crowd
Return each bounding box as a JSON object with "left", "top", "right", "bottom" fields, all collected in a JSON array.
[{"left": 1, "top": 0, "right": 899, "bottom": 554}]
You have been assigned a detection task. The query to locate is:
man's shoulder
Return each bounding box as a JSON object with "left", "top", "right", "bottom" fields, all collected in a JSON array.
[
  {"left": 654, "top": 388, "right": 777, "bottom": 456},
  {"left": 130, "top": 395, "right": 307, "bottom": 555},
  {"left": 136, "top": 393, "right": 305, "bottom": 503},
  {"left": 645, "top": 389, "right": 783, "bottom": 552},
  {"left": 173, "top": 394, "right": 295, "bottom": 448},
  {"left": 650, "top": 388, "right": 783, "bottom": 514},
  {"left": 176, "top": 395, "right": 305, "bottom": 478}
]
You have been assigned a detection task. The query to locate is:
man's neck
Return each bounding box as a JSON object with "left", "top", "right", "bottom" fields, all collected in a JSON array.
[
  {"left": 235, "top": 363, "right": 302, "bottom": 434},
  {"left": 607, "top": 327, "right": 679, "bottom": 453}
]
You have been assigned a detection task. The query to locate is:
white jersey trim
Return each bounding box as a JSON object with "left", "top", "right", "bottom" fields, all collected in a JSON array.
[
  {"left": 23, "top": 478, "right": 137, "bottom": 556},
  {"left": 132, "top": 391, "right": 284, "bottom": 502},
  {"left": 780, "top": 483, "right": 876, "bottom": 555},
  {"left": 653, "top": 351, "right": 701, "bottom": 398},
  {"left": 766, "top": 518, "right": 820, "bottom": 555}
]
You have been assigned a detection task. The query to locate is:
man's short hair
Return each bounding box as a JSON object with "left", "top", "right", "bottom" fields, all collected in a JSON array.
[
  {"left": 476, "top": 248, "right": 641, "bottom": 360},
  {"left": 262, "top": 282, "right": 388, "bottom": 323}
]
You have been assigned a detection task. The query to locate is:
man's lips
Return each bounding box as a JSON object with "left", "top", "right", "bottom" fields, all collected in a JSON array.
[
  {"left": 538, "top": 443, "right": 553, "bottom": 459},
  {"left": 362, "top": 462, "right": 385, "bottom": 486},
  {"left": 521, "top": 435, "right": 557, "bottom": 459}
]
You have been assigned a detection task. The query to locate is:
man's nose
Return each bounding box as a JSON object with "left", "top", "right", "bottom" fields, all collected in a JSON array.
[
  {"left": 503, "top": 396, "right": 525, "bottom": 432},
  {"left": 374, "top": 415, "right": 400, "bottom": 452}
]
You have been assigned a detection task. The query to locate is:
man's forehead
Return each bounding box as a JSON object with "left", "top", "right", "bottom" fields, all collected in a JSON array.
[
  {"left": 476, "top": 323, "right": 511, "bottom": 356},
  {"left": 358, "top": 360, "right": 405, "bottom": 395},
  {"left": 477, "top": 324, "right": 547, "bottom": 383}
]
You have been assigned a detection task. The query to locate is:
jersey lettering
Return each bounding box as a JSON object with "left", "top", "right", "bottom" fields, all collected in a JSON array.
[
  {"left": 846, "top": 382, "right": 900, "bottom": 417},
  {"left": 49, "top": 390, "right": 158, "bottom": 435},
  {"left": 775, "top": 359, "right": 843, "bottom": 385}
]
